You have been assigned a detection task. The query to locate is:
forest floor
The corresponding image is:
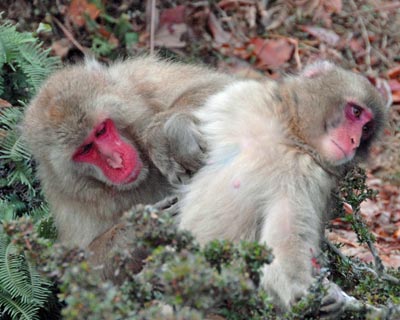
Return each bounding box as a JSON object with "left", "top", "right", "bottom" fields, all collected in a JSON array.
[{"left": 2, "top": 0, "right": 399, "bottom": 268}]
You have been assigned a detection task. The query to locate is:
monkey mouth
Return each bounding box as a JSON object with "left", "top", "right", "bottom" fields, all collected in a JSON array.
[
  {"left": 123, "top": 160, "right": 143, "bottom": 184},
  {"left": 330, "top": 139, "right": 347, "bottom": 158},
  {"left": 330, "top": 139, "right": 355, "bottom": 165}
]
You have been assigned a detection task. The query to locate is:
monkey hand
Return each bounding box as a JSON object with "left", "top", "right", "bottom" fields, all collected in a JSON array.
[
  {"left": 144, "top": 112, "right": 206, "bottom": 185},
  {"left": 318, "top": 279, "right": 346, "bottom": 319},
  {"left": 154, "top": 195, "right": 180, "bottom": 216}
]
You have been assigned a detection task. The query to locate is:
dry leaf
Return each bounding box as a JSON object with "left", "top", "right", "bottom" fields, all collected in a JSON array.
[
  {"left": 0, "top": 98, "right": 12, "bottom": 108},
  {"left": 160, "top": 5, "right": 186, "bottom": 25},
  {"left": 250, "top": 38, "right": 293, "bottom": 68},
  {"left": 68, "top": 0, "right": 100, "bottom": 27},
  {"left": 389, "top": 79, "right": 400, "bottom": 91},
  {"left": 343, "top": 202, "right": 353, "bottom": 214},
  {"left": 301, "top": 25, "right": 340, "bottom": 46},
  {"left": 208, "top": 12, "right": 232, "bottom": 45},
  {"left": 154, "top": 24, "right": 187, "bottom": 48},
  {"left": 387, "top": 65, "right": 400, "bottom": 79}
]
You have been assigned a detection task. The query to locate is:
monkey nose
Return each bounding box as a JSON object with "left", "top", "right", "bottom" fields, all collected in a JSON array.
[
  {"left": 350, "top": 135, "right": 361, "bottom": 148},
  {"left": 106, "top": 152, "right": 123, "bottom": 169}
]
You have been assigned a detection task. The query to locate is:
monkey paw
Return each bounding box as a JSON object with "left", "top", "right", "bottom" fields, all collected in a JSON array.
[
  {"left": 319, "top": 280, "right": 346, "bottom": 319},
  {"left": 144, "top": 112, "right": 206, "bottom": 185}
]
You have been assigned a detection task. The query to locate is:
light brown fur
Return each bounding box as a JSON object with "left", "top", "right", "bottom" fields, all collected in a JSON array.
[{"left": 22, "top": 56, "right": 233, "bottom": 279}]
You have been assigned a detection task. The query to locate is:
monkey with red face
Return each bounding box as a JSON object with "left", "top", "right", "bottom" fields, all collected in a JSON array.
[
  {"left": 178, "top": 61, "right": 387, "bottom": 316},
  {"left": 22, "top": 56, "right": 233, "bottom": 279}
]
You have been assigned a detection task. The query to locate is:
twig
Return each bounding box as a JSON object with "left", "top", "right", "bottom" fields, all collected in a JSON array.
[
  {"left": 325, "top": 237, "right": 400, "bottom": 285},
  {"left": 342, "top": 292, "right": 400, "bottom": 318},
  {"left": 52, "top": 16, "right": 88, "bottom": 55},
  {"left": 149, "top": 0, "right": 156, "bottom": 55},
  {"left": 324, "top": 238, "right": 378, "bottom": 278},
  {"left": 325, "top": 238, "right": 400, "bottom": 316},
  {"left": 352, "top": 206, "right": 386, "bottom": 273},
  {"left": 342, "top": 2, "right": 400, "bottom": 16},
  {"left": 348, "top": 0, "right": 372, "bottom": 73}
]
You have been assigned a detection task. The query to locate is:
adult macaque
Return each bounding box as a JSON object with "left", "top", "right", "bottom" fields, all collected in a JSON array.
[
  {"left": 178, "top": 61, "right": 387, "bottom": 316},
  {"left": 22, "top": 56, "right": 233, "bottom": 279}
]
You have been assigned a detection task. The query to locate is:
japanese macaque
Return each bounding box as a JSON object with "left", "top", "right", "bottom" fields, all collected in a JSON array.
[
  {"left": 178, "top": 61, "right": 387, "bottom": 315},
  {"left": 22, "top": 56, "right": 233, "bottom": 279}
]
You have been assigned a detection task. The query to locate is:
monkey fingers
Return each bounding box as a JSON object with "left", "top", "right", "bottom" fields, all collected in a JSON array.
[
  {"left": 153, "top": 195, "right": 180, "bottom": 216},
  {"left": 144, "top": 112, "right": 206, "bottom": 186},
  {"left": 319, "top": 280, "right": 346, "bottom": 319}
]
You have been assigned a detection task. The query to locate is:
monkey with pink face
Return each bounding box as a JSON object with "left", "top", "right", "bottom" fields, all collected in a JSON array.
[
  {"left": 22, "top": 56, "right": 233, "bottom": 280},
  {"left": 178, "top": 61, "right": 387, "bottom": 316}
]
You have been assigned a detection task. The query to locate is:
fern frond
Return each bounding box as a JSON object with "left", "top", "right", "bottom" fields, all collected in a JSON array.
[
  {"left": 27, "top": 262, "right": 52, "bottom": 305},
  {"left": 0, "top": 238, "right": 31, "bottom": 302},
  {"left": 0, "top": 107, "right": 35, "bottom": 192},
  {"left": 18, "top": 42, "right": 60, "bottom": 92},
  {"left": 0, "top": 130, "right": 31, "bottom": 162},
  {"left": 0, "top": 105, "right": 24, "bottom": 130},
  {"left": 0, "top": 236, "right": 51, "bottom": 305},
  {"left": 0, "top": 289, "right": 40, "bottom": 320},
  {"left": 0, "top": 20, "right": 61, "bottom": 103},
  {"left": 0, "top": 198, "right": 21, "bottom": 222}
]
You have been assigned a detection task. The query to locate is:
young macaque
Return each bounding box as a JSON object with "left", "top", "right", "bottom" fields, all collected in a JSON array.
[
  {"left": 178, "top": 61, "right": 387, "bottom": 316},
  {"left": 22, "top": 56, "right": 233, "bottom": 279}
]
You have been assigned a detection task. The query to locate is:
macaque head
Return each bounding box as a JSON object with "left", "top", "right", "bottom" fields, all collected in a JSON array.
[
  {"left": 72, "top": 118, "right": 143, "bottom": 185},
  {"left": 318, "top": 100, "right": 375, "bottom": 165},
  {"left": 288, "top": 61, "right": 387, "bottom": 167},
  {"left": 23, "top": 61, "right": 149, "bottom": 194}
]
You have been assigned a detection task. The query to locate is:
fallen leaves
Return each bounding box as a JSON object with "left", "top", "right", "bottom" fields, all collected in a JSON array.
[
  {"left": 68, "top": 0, "right": 100, "bottom": 27},
  {"left": 300, "top": 25, "right": 340, "bottom": 46},
  {"left": 249, "top": 37, "right": 294, "bottom": 69},
  {"left": 328, "top": 177, "right": 400, "bottom": 269},
  {"left": 388, "top": 66, "right": 400, "bottom": 104}
]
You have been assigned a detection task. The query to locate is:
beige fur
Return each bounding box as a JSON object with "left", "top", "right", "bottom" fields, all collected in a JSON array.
[
  {"left": 22, "top": 56, "right": 233, "bottom": 279},
  {"left": 179, "top": 62, "right": 387, "bottom": 314}
]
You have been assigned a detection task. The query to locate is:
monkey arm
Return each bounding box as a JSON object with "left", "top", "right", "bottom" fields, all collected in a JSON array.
[
  {"left": 258, "top": 162, "right": 345, "bottom": 316},
  {"left": 259, "top": 196, "right": 320, "bottom": 309}
]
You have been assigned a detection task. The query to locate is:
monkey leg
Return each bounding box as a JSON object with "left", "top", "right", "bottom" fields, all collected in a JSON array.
[{"left": 87, "top": 223, "right": 149, "bottom": 283}]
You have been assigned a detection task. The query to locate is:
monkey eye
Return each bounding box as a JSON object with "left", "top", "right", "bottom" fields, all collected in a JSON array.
[
  {"left": 95, "top": 123, "right": 107, "bottom": 138},
  {"left": 351, "top": 104, "right": 362, "bottom": 119},
  {"left": 361, "top": 123, "right": 373, "bottom": 140},
  {"left": 80, "top": 142, "right": 93, "bottom": 155}
]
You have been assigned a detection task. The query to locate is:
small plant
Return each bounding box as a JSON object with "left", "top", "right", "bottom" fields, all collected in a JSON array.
[
  {"left": 0, "top": 20, "right": 60, "bottom": 221},
  {"left": 0, "top": 19, "right": 60, "bottom": 319}
]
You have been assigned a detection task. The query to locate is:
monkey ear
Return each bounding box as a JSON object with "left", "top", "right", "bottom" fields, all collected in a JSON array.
[
  {"left": 373, "top": 78, "right": 393, "bottom": 109},
  {"left": 302, "top": 60, "right": 336, "bottom": 78}
]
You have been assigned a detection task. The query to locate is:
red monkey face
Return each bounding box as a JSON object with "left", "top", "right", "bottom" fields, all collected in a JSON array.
[
  {"left": 72, "top": 119, "right": 142, "bottom": 185},
  {"left": 319, "top": 102, "right": 374, "bottom": 165}
]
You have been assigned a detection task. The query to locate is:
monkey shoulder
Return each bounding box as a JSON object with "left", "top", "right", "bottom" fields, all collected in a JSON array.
[{"left": 195, "top": 80, "right": 283, "bottom": 144}]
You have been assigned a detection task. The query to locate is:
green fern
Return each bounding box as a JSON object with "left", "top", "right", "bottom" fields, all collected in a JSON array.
[
  {"left": 0, "top": 235, "right": 51, "bottom": 320},
  {"left": 0, "top": 19, "right": 60, "bottom": 319},
  {"left": 0, "top": 21, "right": 59, "bottom": 103},
  {"left": 0, "top": 290, "right": 40, "bottom": 320},
  {"left": 0, "top": 20, "right": 61, "bottom": 218}
]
